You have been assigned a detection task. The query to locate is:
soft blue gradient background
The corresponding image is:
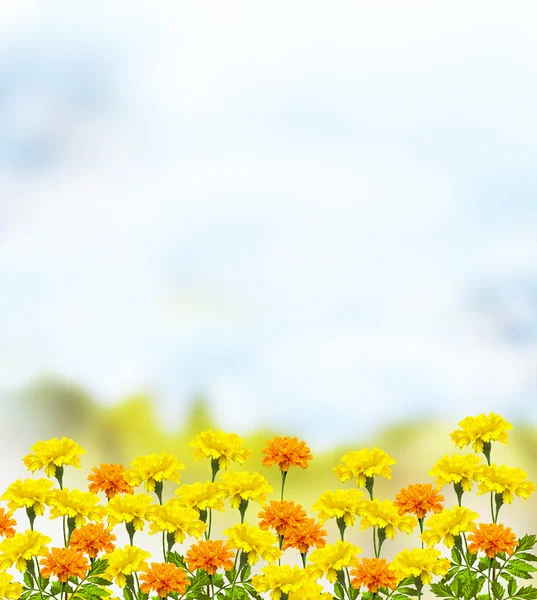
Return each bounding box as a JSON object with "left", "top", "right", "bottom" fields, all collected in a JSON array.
[{"left": 1, "top": 1, "right": 536, "bottom": 449}]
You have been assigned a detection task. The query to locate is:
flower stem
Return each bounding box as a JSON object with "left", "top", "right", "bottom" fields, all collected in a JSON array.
[{"left": 280, "top": 470, "right": 288, "bottom": 501}]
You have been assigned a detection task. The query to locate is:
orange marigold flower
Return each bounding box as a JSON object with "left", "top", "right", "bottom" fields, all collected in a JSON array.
[
  {"left": 88, "top": 464, "right": 134, "bottom": 499},
  {"left": 393, "top": 484, "right": 445, "bottom": 519},
  {"left": 282, "top": 518, "right": 327, "bottom": 554},
  {"left": 262, "top": 436, "right": 313, "bottom": 472},
  {"left": 69, "top": 523, "right": 116, "bottom": 558},
  {"left": 467, "top": 523, "right": 518, "bottom": 558},
  {"left": 40, "top": 547, "right": 89, "bottom": 582},
  {"left": 350, "top": 558, "right": 399, "bottom": 593},
  {"left": 0, "top": 509, "right": 16, "bottom": 538},
  {"left": 140, "top": 562, "right": 189, "bottom": 597},
  {"left": 258, "top": 500, "right": 308, "bottom": 536},
  {"left": 185, "top": 540, "right": 234, "bottom": 575}
]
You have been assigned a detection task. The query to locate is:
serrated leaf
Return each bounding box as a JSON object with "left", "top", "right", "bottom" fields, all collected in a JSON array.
[
  {"left": 517, "top": 535, "right": 537, "bottom": 552},
  {"left": 430, "top": 582, "right": 455, "bottom": 598},
  {"left": 334, "top": 581, "right": 345, "bottom": 599},
  {"left": 514, "top": 586, "right": 537, "bottom": 600},
  {"left": 89, "top": 559, "right": 109, "bottom": 577},
  {"left": 451, "top": 547, "right": 462, "bottom": 565},
  {"left": 516, "top": 553, "right": 537, "bottom": 562},
  {"left": 492, "top": 581, "right": 504, "bottom": 599},
  {"left": 88, "top": 577, "right": 112, "bottom": 586},
  {"left": 508, "top": 578, "right": 517, "bottom": 596}
]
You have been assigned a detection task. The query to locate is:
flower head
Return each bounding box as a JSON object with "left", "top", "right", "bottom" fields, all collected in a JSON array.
[
  {"left": 0, "top": 509, "right": 16, "bottom": 538},
  {"left": 262, "top": 436, "right": 313, "bottom": 472},
  {"left": 258, "top": 500, "right": 308, "bottom": 536},
  {"left": 174, "top": 481, "right": 226, "bottom": 514},
  {"left": 477, "top": 465, "right": 535, "bottom": 504},
  {"left": 0, "top": 571, "right": 23, "bottom": 600},
  {"left": 334, "top": 448, "right": 395, "bottom": 487},
  {"left": 140, "top": 562, "right": 189, "bottom": 597},
  {"left": 389, "top": 547, "right": 450, "bottom": 585},
  {"left": 467, "top": 523, "right": 519, "bottom": 558},
  {"left": 312, "top": 489, "right": 364, "bottom": 527},
  {"left": 149, "top": 501, "right": 206, "bottom": 544},
  {"left": 1, "top": 478, "right": 55, "bottom": 516},
  {"left": 225, "top": 523, "right": 281, "bottom": 564},
  {"left": 69, "top": 523, "right": 116, "bottom": 558},
  {"left": 450, "top": 413, "right": 513, "bottom": 453},
  {"left": 104, "top": 545, "right": 151, "bottom": 587},
  {"left": 220, "top": 471, "right": 273, "bottom": 509},
  {"left": 429, "top": 454, "right": 483, "bottom": 492},
  {"left": 350, "top": 557, "right": 399, "bottom": 593},
  {"left": 307, "top": 541, "right": 361, "bottom": 583},
  {"left": 185, "top": 539, "right": 234, "bottom": 575},
  {"left": 0, "top": 530, "right": 51, "bottom": 572},
  {"left": 281, "top": 518, "right": 327, "bottom": 554},
  {"left": 48, "top": 488, "right": 105, "bottom": 528},
  {"left": 88, "top": 464, "right": 134, "bottom": 499},
  {"left": 252, "top": 564, "right": 308, "bottom": 600},
  {"left": 106, "top": 493, "right": 155, "bottom": 531},
  {"left": 359, "top": 499, "right": 417, "bottom": 539},
  {"left": 394, "top": 483, "right": 444, "bottom": 519},
  {"left": 40, "top": 547, "right": 89, "bottom": 582},
  {"left": 288, "top": 579, "right": 333, "bottom": 600},
  {"left": 23, "top": 437, "right": 85, "bottom": 478},
  {"left": 125, "top": 452, "right": 185, "bottom": 493},
  {"left": 190, "top": 429, "right": 251, "bottom": 470},
  {"left": 421, "top": 506, "right": 479, "bottom": 548}
]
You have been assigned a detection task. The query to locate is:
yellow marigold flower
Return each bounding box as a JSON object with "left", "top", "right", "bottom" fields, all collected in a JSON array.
[
  {"left": 429, "top": 454, "right": 483, "bottom": 492},
  {"left": 220, "top": 471, "right": 273, "bottom": 509},
  {"left": 1, "top": 478, "right": 55, "bottom": 517},
  {"left": 40, "top": 547, "right": 89, "bottom": 582},
  {"left": 282, "top": 518, "right": 327, "bottom": 554},
  {"left": 468, "top": 522, "right": 518, "bottom": 558},
  {"left": 312, "top": 489, "right": 364, "bottom": 527},
  {"left": 125, "top": 452, "right": 185, "bottom": 493},
  {"left": 23, "top": 437, "right": 85, "bottom": 478},
  {"left": 0, "top": 530, "right": 51, "bottom": 572},
  {"left": 224, "top": 523, "right": 281, "bottom": 564},
  {"left": 421, "top": 506, "right": 479, "bottom": 548},
  {"left": 288, "top": 579, "right": 333, "bottom": 600},
  {"left": 450, "top": 413, "right": 513, "bottom": 453},
  {"left": 389, "top": 547, "right": 450, "bottom": 585},
  {"left": 185, "top": 539, "right": 234, "bottom": 574},
  {"left": 258, "top": 500, "right": 308, "bottom": 536},
  {"left": 393, "top": 483, "right": 444, "bottom": 519},
  {"left": 149, "top": 501, "right": 206, "bottom": 544},
  {"left": 307, "top": 541, "right": 361, "bottom": 583},
  {"left": 88, "top": 464, "right": 134, "bottom": 499},
  {"left": 107, "top": 493, "right": 155, "bottom": 531},
  {"left": 140, "top": 562, "right": 189, "bottom": 597},
  {"left": 104, "top": 545, "right": 151, "bottom": 588},
  {"left": 0, "top": 509, "right": 16, "bottom": 539},
  {"left": 334, "top": 448, "right": 395, "bottom": 487},
  {"left": 477, "top": 465, "right": 535, "bottom": 504},
  {"left": 252, "top": 564, "right": 308, "bottom": 600},
  {"left": 0, "top": 571, "right": 23, "bottom": 600},
  {"left": 359, "top": 499, "right": 417, "bottom": 539},
  {"left": 69, "top": 523, "right": 116, "bottom": 558},
  {"left": 174, "top": 481, "right": 226, "bottom": 514},
  {"left": 262, "top": 436, "right": 313, "bottom": 472},
  {"left": 48, "top": 488, "right": 105, "bottom": 528},
  {"left": 350, "top": 557, "right": 399, "bottom": 593},
  {"left": 190, "top": 429, "right": 251, "bottom": 470}
]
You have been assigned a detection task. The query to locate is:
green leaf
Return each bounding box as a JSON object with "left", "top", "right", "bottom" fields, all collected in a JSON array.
[
  {"left": 516, "top": 553, "right": 537, "bottom": 562},
  {"left": 50, "top": 581, "right": 63, "bottom": 595},
  {"left": 517, "top": 535, "right": 537, "bottom": 552},
  {"left": 89, "top": 559, "right": 109, "bottom": 577},
  {"left": 430, "top": 582, "right": 455, "bottom": 598},
  {"left": 508, "top": 578, "right": 517, "bottom": 597},
  {"left": 492, "top": 581, "right": 504, "bottom": 599},
  {"left": 466, "top": 551, "right": 477, "bottom": 566},
  {"left": 88, "top": 577, "right": 113, "bottom": 586},
  {"left": 513, "top": 586, "right": 537, "bottom": 600},
  {"left": 334, "top": 581, "right": 345, "bottom": 599},
  {"left": 23, "top": 571, "right": 33, "bottom": 588},
  {"left": 123, "top": 586, "right": 134, "bottom": 600},
  {"left": 240, "top": 563, "right": 251, "bottom": 582}
]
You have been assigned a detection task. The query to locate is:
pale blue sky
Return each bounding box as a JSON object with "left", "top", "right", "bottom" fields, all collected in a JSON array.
[{"left": 0, "top": 1, "right": 536, "bottom": 447}]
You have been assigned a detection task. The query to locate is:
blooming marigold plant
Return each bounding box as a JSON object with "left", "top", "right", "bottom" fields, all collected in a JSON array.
[{"left": 1, "top": 413, "right": 536, "bottom": 600}]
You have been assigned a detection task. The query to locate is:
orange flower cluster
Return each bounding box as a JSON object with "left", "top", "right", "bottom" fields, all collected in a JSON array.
[
  {"left": 186, "top": 540, "right": 234, "bottom": 575},
  {"left": 88, "top": 464, "right": 134, "bottom": 499},
  {"left": 351, "top": 557, "right": 398, "bottom": 593},
  {"left": 140, "top": 562, "right": 189, "bottom": 597},
  {"left": 40, "top": 547, "right": 90, "bottom": 582},
  {"left": 394, "top": 483, "right": 444, "bottom": 519},
  {"left": 0, "top": 509, "right": 16, "bottom": 538},
  {"left": 69, "top": 523, "right": 116, "bottom": 558},
  {"left": 467, "top": 523, "right": 518, "bottom": 558},
  {"left": 262, "top": 436, "right": 313, "bottom": 472}
]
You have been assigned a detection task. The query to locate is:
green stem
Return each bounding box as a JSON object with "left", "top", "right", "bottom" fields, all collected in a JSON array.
[
  {"left": 207, "top": 509, "right": 213, "bottom": 539},
  {"left": 373, "top": 526, "right": 378, "bottom": 558},
  {"left": 301, "top": 553, "right": 307, "bottom": 568},
  {"left": 62, "top": 517, "right": 67, "bottom": 546},
  {"left": 418, "top": 518, "right": 424, "bottom": 549},
  {"left": 280, "top": 470, "right": 288, "bottom": 501},
  {"left": 229, "top": 552, "right": 241, "bottom": 598},
  {"left": 162, "top": 531, "right": 167, "bottom": 561},
  {"left": 210, "top": 574, "right": 215, "bottom": 599}
]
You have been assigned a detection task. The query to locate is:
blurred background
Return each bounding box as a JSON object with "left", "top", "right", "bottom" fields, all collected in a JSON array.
[{"left": 1, "top": 0, "right": 537, "bottom": 572}]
